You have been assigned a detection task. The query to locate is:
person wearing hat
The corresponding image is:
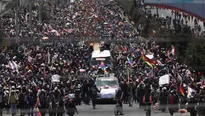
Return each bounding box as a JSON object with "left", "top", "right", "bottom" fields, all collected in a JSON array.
[
  {"left": 90, "top": 83, "right": 100, "bottom": 109},
  {"left": 8, "top": 86, "right": 18, "bottom": 116}
]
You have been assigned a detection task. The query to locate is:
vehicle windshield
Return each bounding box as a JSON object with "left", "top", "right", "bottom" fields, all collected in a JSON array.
[
  {"left": 96, "top": 80, "right": 118, "bottom": 87},
  {"left": 91, "top": 57, "right": 111, "bottom": 66}
]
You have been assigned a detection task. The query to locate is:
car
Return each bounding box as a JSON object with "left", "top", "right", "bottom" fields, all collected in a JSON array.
[{"left": 95, "top": 76, "right": 119, "bottom": 102}]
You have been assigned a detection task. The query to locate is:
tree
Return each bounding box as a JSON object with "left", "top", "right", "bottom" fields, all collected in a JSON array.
[{"left": 184, "top": 42, "right": 205, "bottom": 73}]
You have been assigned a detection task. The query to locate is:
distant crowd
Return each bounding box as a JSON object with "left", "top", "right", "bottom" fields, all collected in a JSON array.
[{"left": 1, "top": 0, "right": 138, "bottom": 40}]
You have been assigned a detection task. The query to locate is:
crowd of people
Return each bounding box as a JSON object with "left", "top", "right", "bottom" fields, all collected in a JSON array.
[
  {"left": 1, "top": 0, "right": 137, "bottom": 40},
  {"left": 142, "top": 6, "right": 205, "bottom": 38},
  {"left": 0, "top": 0, "right": 205, "bottom": 116}
]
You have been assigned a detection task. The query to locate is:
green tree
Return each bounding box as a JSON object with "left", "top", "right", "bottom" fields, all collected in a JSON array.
[{"left": 184, "top": 42, "right": 205, "bottom": 73}]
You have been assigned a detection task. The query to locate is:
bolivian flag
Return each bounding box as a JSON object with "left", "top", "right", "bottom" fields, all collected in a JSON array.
[{"left": 141, "top": 50, "right": 156, "bottom": 67}]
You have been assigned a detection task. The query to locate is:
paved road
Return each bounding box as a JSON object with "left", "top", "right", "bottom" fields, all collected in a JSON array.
[{"left": 3, "top": 103, "right": 190, "bottom": 116}]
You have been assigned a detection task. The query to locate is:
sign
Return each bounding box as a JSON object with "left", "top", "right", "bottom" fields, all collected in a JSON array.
[
  {"left": 159, "top": 74, "right": 170, "bottom": 85},
  {"left": 51, "top": 74, "right": 60, "bottom": 83}
]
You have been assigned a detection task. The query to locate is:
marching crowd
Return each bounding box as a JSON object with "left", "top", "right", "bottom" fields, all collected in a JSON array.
[
  {"left": 1, "top": 0, "right": 137, "bottom": 40},
  {"left": 0, "top": 0, "right": 205, "bottom": 116},
  {"left": 1, "top": 38, "right": 205, "bottom": 116}
]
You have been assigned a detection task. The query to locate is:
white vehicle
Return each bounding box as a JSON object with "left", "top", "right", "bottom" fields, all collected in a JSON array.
[
  {"left": 96, "top": 77, "right": 119, "bottom": 101},
  {"left": 91, "top": 50, "right": 113, "bottom": 68}
]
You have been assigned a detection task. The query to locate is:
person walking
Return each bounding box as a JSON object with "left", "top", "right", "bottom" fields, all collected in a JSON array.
[
  {"left": 65, "top": 98, "right": 78, "bottom": 116},
  {"left": 8, "top": 86, "right": 18, "bottom": 116},
  {"left": 90, "top": 83, "right": 100, "bottom": 109}
]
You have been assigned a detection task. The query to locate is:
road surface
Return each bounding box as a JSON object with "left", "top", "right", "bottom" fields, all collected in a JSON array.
[{"left": 3, "top": 103, "right": 190, "bottom": 116}]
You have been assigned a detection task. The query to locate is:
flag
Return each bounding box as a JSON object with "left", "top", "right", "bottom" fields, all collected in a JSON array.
[
  {"left": 8, "top": 61, "right": 19, "bottom": 72},
  {"left": 127, "top": 57, "right": 133, "bottom": 66},
  {"left": 47, "top": 25, "right": 54, "bottom": 33},
  {"left": 145, "top": 61, "right": 153, "bottom": 67},
  {"left": 187, "top": 86, "right": 196, "bottom": 98},
  {"left": 35, "top": 98, "right": 41, "bottom": 108},
  {"left": 28, "top": 56, "right": 33, "bottom": 63},
  {"left": 55, "top": 31, "right": 61, "bottom": 36},
  {"left": 130, "top": 47, "right": 137, "bottom": 58},
  {"left": 167, "top": 45, "right": 176, "bottom": 56},
  {"left": 64, "top": 29, "right": 75, "bottom": 33},
  {"left": 171, "top": 45, "right": 176, "bottom": 55},
  {"left": 147, "top": 68, "right": 154, "bottom": 78},
  {"left": 32, "top": 80, "right": 37, "bottom": 87},
  {"left": 157, "top": 60, "right": 163, "bottom": 66},
  {"left": 179, "top": 83, "right": 185, "bottom": 96},
  {"left": 99, "top": 61, "right": 106, "bottom": 69},
  {"left": 36, "top": 107, "right": 42, "bottom": 116},
  {"left": 140, "top": 49, "right": 156, "bottom": 67}
]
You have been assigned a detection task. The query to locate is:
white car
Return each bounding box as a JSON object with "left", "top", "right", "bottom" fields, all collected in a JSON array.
[{"left": 96, "top": 77, "right": 119, "bottom": 101}]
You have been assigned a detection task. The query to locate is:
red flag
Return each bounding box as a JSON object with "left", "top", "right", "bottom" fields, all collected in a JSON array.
[{"left": 179, "top": 83, "right": 185, "bottom": 96}]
